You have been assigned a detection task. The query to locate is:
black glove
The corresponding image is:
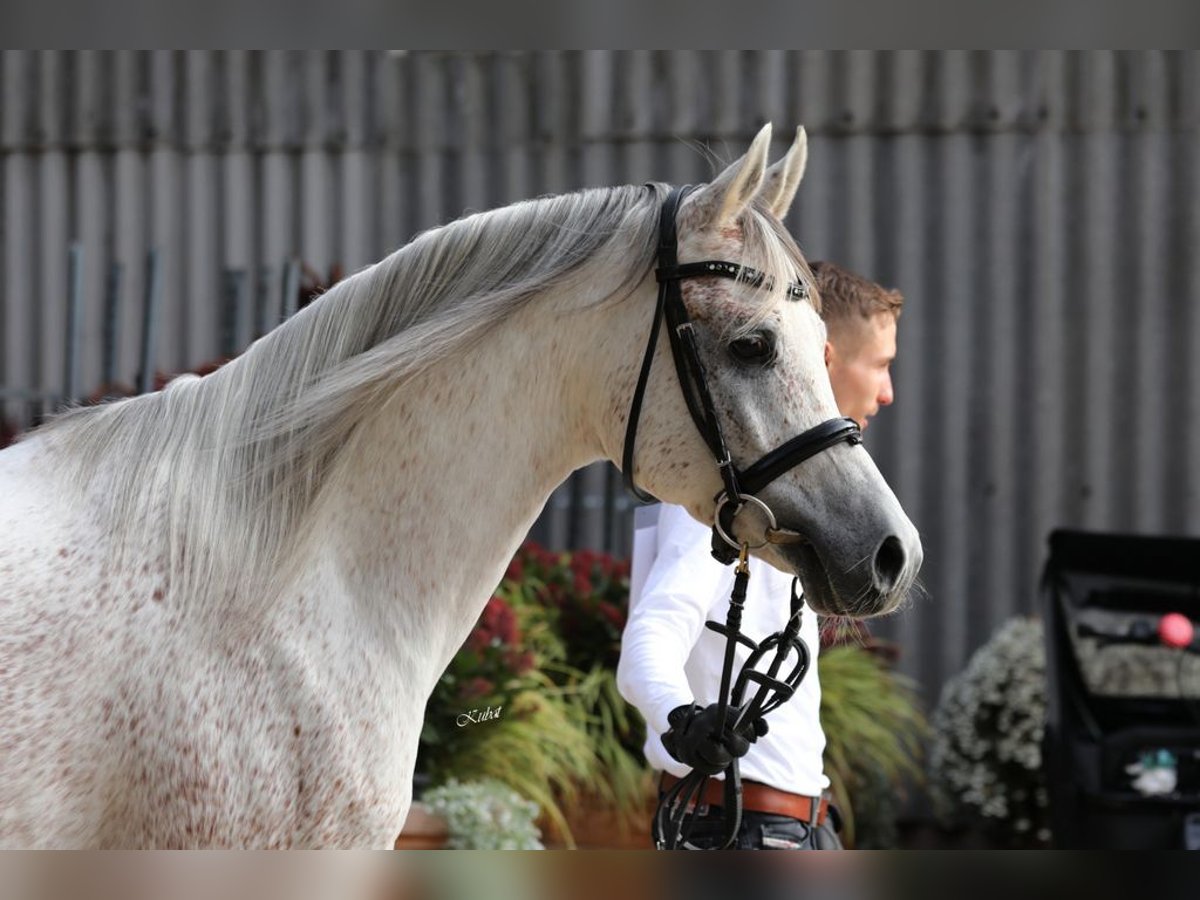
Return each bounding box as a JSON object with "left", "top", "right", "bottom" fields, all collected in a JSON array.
[{"left": 661, "top": 703, "right": 759, "bottom": 776}]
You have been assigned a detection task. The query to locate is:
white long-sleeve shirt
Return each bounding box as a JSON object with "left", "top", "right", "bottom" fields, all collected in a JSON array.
[{"left": 617, "top": 503, "right": 828, "bottom": 795}]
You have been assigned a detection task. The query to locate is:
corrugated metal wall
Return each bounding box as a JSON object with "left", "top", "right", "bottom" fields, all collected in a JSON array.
[{"left": 2, "top": 50, "right": 1198, "bottom": 700}]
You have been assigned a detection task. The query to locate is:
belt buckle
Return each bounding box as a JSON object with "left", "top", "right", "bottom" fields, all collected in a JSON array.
[{"left": 809, "top": 791, "right": 832, "bottom": 827}]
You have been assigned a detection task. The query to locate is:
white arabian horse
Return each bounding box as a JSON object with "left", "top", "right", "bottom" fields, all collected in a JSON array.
[{"left": 0, "top": 125, "right": 921, "bottom": 848}]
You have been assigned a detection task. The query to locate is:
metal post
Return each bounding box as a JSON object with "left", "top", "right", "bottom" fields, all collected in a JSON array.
[
  {"left": 567, "top": 471, "right": 584, "bottom": 550},
  {"left": 102, "top": 261, "right": 123, "bottom": 389},
  {"left": 137, "top": 248, "right": 163, "bottom": 395},
  {"left": 221, "top": 268, "right": 246, "bottom": 358},
  {"left": 256, "top": 263, "right": 273, "bottom": 338},
  {"left": 281, "top": 257, "right": 300, "bottom": 321},
  {"left": 63, "top": 242, "right": 84, "bottom": 405},
  {"left": 603, "top": 462, "right": 618, "bottom": 555},
  {"left": 237, "top": 268, "right": 250, "bottom": 351}
]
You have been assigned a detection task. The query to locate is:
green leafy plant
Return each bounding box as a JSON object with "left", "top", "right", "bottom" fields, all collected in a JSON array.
[
  {"left": 419, "top": 588, "right": 592, "bottom": 840},
  {"left": 421, "top": 779, "right": 544, "bottom": 850},
  {"left": 819, "top": 640, "right": 929, "bottom": 848},
  {"left": 419, "top": 542, "right": 652, "bottom": 843},
  {"left": 928, "top": 616, "right": 1050, "bottom": 847},
  {"left": 503, "top": 544, "right": 650, "bottom": 811},
  {"left": 419, "top": 593, "right": 549, "bottom": 768}
]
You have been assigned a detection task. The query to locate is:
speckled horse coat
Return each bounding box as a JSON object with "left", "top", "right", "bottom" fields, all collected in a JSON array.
[{"left": 0, "top": 125, "right": 921, "bottom": 847}]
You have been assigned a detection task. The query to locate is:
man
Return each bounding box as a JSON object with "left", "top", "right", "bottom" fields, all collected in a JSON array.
[
  {"left": 617, "top": 260, "right": 903, "bottom": 850},
  {"left": 814, "top": 260, "right": 901, "bottom": 431}
]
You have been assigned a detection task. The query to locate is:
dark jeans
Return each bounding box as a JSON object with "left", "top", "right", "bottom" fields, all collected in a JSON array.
[{"left": 661, "top": 806, "right": 843, "bottom": 850}]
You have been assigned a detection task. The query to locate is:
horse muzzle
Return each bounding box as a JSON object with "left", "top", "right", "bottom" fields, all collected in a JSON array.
[{"left": 778, "top": 527, "right": 922, "bottom": 619}]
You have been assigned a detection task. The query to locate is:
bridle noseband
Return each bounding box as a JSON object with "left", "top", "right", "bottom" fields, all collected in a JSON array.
[{"left": 622, "top": 185, "right": 862, "bottom": 563}]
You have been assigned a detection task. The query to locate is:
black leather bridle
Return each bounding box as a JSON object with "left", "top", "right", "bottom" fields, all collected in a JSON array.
[
  {"left": 624, "top": 185, "right": 863, "bottom": 850},
  {"left": 622, "top": 185, "right": 863, "bottom": 563}
]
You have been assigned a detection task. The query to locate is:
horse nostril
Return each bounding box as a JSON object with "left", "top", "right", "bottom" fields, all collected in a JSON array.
[{"left": 874, "top": 536, "right": 906, "bottom": 591}]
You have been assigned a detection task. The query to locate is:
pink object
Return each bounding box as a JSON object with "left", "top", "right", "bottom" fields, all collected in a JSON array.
[{"left": 1159, "top": 613, "right": 1195, "bottom": 649}]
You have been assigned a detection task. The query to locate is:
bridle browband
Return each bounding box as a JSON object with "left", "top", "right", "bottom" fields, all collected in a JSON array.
[{"left": 622, "top": 184, "right": 863, "bottom": 564}]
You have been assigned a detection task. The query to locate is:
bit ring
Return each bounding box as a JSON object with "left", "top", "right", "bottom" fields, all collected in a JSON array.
[{"left": 713, "top": 493, "right": 777, "bottom": 551}]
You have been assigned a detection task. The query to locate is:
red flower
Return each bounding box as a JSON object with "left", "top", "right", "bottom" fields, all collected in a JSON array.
[
  {"left": 597, "top": 600, "right": 625, "bottom": 631},
  {"left": 571, "top": 550, "right": 595, "bottom": 575},
  {"left": 479, "top": 596, "right": 520, "bottom": 646},
  {"left": 504, "top": 557, "right": 524, "bottom": 583},
  {"left": 466, "top": 629, "right": 490, "bottom": 652},
  {"left": 466, "top": 595, "right": 522, "bottom": 651},
  {"left": 460, "top": 677, "right": 494, "bottom": 701},
  {"left": 573, "top": 571, "right": 594, "bottom": 597},
  {"left": 538, "top": 582, "right": 567, "bottom": 609},
  {"left": 505, "top": 649, "right": 536, "bottom": 675}
]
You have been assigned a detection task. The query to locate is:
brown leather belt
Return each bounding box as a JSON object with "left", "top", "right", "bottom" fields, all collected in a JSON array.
[{"left": 660, "top": 773, "right": 829, "bottom": 825}]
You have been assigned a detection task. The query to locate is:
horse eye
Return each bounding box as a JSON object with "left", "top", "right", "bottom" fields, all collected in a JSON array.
[{"left": 728, "top": 332, "right": 776, "bottom": 366}]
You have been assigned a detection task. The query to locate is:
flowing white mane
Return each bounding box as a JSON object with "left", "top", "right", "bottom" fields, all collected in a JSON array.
[
  {"left": 40, "top": 185, "right": 662, "bottom": 595},
  {"left": 38, "top": 184, "right": 811, "bottom": 605}
]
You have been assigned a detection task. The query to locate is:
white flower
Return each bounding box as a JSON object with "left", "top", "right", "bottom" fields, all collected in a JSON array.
[
  {"left": 422, "top": 779, "right": 545, "bottom": 850},
  {"left": 929, "top": 618, "right": 1050, "bottom": 845}
]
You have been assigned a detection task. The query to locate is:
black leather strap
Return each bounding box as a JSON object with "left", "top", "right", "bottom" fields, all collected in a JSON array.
[
  {"left": 662, "top": 274, "right": 743, "bottom": 504},
  {"left": 621, "top": 269, "right": 672, "bottom": 503},
  {"left": 622, "top": 186, "right": 695, "bottom": 503},
  {"left": 622, "top": 185, "right": 860, "bottom": 521},
  {"left": 653, "top": 570, "right": 812, "bottom": 850},
  {"left": 657, "top": 261, "right": 809, "bottom": 302},
  {"left": 625, "top": 184, "right": 743, "bottom": 504},
  {"left": 737, "top": 417, "right": 861, "bottom": 497}
]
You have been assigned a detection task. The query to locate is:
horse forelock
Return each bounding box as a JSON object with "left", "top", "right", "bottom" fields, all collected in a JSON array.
[
  {"left": 671, "top": 190, "right": 816, "bottom": 343},
  {"left": 726, "top": 202, "right": 816, "bottom": 338}
]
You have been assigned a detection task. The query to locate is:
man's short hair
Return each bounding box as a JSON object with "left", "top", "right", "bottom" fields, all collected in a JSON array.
[{"left": 809, "top": 261, "right": 903, "bottom": 332}]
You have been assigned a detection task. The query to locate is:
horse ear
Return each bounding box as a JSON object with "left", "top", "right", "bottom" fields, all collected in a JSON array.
[
  {"left": 690, "top": 123, "right": 773, "bottom": 228},
  {"left": 757, "top": 126, "right": 808, "bottom": 219}
]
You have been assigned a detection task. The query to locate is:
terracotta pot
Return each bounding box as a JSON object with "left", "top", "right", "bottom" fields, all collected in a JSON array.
[
  {"left": 394, "top": 802, "right": 449, "bottom": 850},
  {"left": 541, "top": 785, "right": 659, "bottom": 849},
  {"left": 560, "top": 803, "right": 655, "bottom": 849}
]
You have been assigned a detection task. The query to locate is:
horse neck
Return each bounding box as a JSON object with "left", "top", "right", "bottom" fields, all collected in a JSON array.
[{"left": 300, "top": 278, "right": 652, "bottom": 664}]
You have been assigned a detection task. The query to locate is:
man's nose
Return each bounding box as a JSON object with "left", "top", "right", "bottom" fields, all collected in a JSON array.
[{"left": 878, "top": 372, "right": 894, "bottom": 406}]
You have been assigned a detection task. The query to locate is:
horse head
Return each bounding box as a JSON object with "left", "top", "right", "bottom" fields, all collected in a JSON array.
[{"left": 625, "top": 124, "right": 922, "bottom": 619}]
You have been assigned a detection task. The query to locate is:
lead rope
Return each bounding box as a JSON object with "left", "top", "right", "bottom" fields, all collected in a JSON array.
[{"left": 653, "top": 546, "right": 812, "bottom": 850}]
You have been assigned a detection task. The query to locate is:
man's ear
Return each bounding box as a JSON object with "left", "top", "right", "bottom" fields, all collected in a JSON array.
[{"left": 824, "top": 341, "right": 833, "bottom": 369}]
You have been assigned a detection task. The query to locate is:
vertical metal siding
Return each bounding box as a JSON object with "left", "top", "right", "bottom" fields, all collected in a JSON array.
[{"left": 2, "top": 50, "right": 1198, "bottom": 703}]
